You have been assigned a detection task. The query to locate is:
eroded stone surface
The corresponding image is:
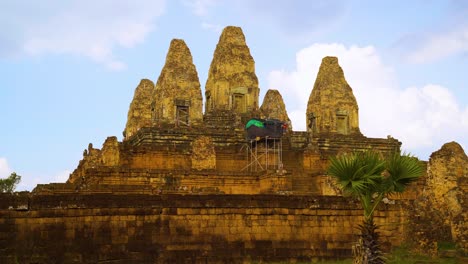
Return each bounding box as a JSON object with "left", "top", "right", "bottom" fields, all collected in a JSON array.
[
  {"left": 306, "top": 57, "right": 360, "bottom": 135},
  {"left": 260, "top": 89, "right": 292, "bottom": 131},
  {"left": 101, "top": 136, "right": 120, "bottom": 166},
  {"left": 153, "top": 39, "right": 203, "bottom": 127},
  {"left": 426, "top": 141, "right": 468, "bottom": 251},
  {"left": 191, "top": 136, "right": 216, "bottom": 170},
  {"left": 68, "top": 143, "right": 101, "bottom": 183},
  {"left": 124, "top": 79, "right": 155, "bottom": 139},
  {"left": 205, "top": 26, "right": 259, "bottom": 115}
]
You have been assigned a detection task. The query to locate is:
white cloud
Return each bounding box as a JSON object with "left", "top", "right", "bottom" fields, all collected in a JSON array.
[
  {"left": 268, "top": 43, "right": 468, "bottom": 159},
  {"left": 406, "top": 27, "right": 468, "bottom": 64},
  {"left": 0, "top": 0, "right": 166, "bottom": 70},
  {"left": 183, "top": 0, "right": 218, "bottom": 16},
  {"left": 0, "top": 158, "right": 13, "bottom": 178}
]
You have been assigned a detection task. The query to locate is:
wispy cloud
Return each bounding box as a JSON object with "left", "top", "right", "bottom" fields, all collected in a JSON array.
[
  {"left": 399, "top": 2, "right": 468, "bottom": 64},
  {"left": 55, "top": 170, "right": 72, "bottom": 183},
  {"left": 182, "top": 0, "right": 348, "bottom": 40},
  {"left": 15, "top": 169, "right": 72, "bottom": 191},
  {"left": 201, "top": 22, "right": 222, "bottom": 33},
  {"left": 0, "top": 0, "right": 166, "bottom": 70},
  {"left": 268, "top": 43, "right": 468, "bottom": 159},
  {"left": 182, "top": 0, "right": 218, "bottom": 17},
  {"left": 237, "top": 0, "right": 348, "bottom": 37},
  {"left": 406, "top": 27, "right": 468, "bottom": 64}
]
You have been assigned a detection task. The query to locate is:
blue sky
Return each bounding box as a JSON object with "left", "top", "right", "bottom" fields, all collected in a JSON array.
[{"left": 1, "top": 0, "right": 467, "bottom": 190}]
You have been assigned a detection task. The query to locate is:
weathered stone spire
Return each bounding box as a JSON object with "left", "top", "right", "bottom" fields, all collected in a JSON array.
[
  {"left": 260, "top": 89, "right": 292, "bottom": 131},
  {"left": 426, "top": 141, "right": 468, "bottom": 251},
  {"left": 205, "top": 26, "right": 259, "bottom": 114},
  {"left": 124, "top": 79, "right": 155, "bottom": 139},
  {"left": 306, "top": 56, "right": 360, "bottom": 135},
  {"left": 153, "top": 39, "right": 203, "bottom": 127}
]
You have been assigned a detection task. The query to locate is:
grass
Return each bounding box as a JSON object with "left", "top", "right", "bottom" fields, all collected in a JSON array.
[
  {"left": 263, "top": 244, "right": 462, "bottom": 264},
  {"left": 385, "top": 244, "right": 460, "bottom": 264},
  {"left": 438, "top": 241, "right": 457, "bottom": 251}
]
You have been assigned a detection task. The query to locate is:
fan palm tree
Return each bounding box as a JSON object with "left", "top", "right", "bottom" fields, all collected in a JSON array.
[{"left": 328, "top": 151, "right": 423, "bottom": 264}]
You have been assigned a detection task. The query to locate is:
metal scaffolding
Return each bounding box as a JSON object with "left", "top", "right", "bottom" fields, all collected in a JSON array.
[{"left": 241, "top": 136, "right": 283, "bottom": 172}]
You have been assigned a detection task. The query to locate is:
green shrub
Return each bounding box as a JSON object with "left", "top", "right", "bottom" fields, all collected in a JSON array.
[{"left": 0, "top": 172, "right": 21, "bottom": 193}]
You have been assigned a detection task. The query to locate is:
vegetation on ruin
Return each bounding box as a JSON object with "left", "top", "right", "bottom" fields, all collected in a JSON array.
[
  {"left": 0, "top": 172, "right": 21, "bottom": 193},
  {"left": 328, "top": 151, "right": 424, "bottom": 264},
  {"left": 266, "top": 245, "right": 460, "bottom": 263},
  {"left": 386, "top": 245, "right": 459, "bottom": 264}
]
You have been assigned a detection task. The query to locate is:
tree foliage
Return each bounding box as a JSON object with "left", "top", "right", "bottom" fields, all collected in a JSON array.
[{"left": 0, "top": 172, "right": 21, "bottom": 193}]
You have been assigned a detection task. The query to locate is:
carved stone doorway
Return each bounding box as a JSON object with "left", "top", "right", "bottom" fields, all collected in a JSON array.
[
  {"left": 336, "top": 115, "right": 348, "bottom": 134},
  {"left": 233, "top": 93, "right": 246, "bottom": 113}
]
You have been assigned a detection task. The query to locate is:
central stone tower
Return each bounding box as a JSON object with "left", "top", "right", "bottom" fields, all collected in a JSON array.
[{"left": 205, "top": 26, "right": 260, "bottom": 116}]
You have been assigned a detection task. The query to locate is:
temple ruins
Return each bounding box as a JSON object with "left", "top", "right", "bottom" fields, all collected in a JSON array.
[{"left": 0, "top": 26, "right": 466, "bottom": 263}]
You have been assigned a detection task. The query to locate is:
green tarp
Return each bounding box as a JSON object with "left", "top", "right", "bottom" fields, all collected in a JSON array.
[{"left": 245, "top": 119, "right": 264, "bottom": 129}]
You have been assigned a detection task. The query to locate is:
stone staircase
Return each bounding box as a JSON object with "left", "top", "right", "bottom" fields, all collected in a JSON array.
[{"left": 279, "top": 138, "right": 320, "bottom": 194}]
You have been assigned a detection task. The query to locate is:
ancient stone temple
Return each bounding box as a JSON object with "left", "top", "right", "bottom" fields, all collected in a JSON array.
[
  {"left": 205, "top": 26, "right": 259, "bottom": 117},
  {"left": 1, "top": 26, "right": 465, "bottom": 263},
  {"left": 307, "top": 56, "right": 360, "bottom": 136},
  {"left": 152, "top": 39, "right": 203, "bottom": 127}
]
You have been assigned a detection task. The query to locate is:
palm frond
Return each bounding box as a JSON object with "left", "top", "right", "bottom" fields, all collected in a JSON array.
[
  {"left": 383, "top": 152, "right": 424, "bottom": 194},
  {"left": 328, "top": 151, "right": 385, "bottom": 198}
]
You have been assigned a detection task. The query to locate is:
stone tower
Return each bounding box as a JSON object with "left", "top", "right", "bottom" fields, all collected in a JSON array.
[
  {"left": 306, "top": 56, "right": 360, "bottom": 135},
  {"left": 260, "top": 89, "right": 292, "bottom": 131},
  {"left": 124, "top": 79, "right": 155, "bottom": 139},
  {"left": 205, "top": 26, "right": 259, "bottom": 115},
  {"left": 153, "top": 39, "right": 203, "bottom": 127}
]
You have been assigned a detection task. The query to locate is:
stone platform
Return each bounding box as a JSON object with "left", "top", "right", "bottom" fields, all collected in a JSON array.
[{"left": 0, "top": 193, "right": 409, "bottom": 264}]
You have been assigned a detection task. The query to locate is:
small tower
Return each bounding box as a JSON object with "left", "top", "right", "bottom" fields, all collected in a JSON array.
[
  {"left": 306, "top": 56, "right": 360, "bottom": 136},
  {"left": 205, "top": 26, "right": 260, "bottom": 115},
  {"left": 260, "top": 89, "right": 292, "bottom": 131},
  {"left": 153, "top": 39, "right": 203, "bottom": 127},
  {"left": 124, "top": 79, "right": 155, "bottom": 139}
]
